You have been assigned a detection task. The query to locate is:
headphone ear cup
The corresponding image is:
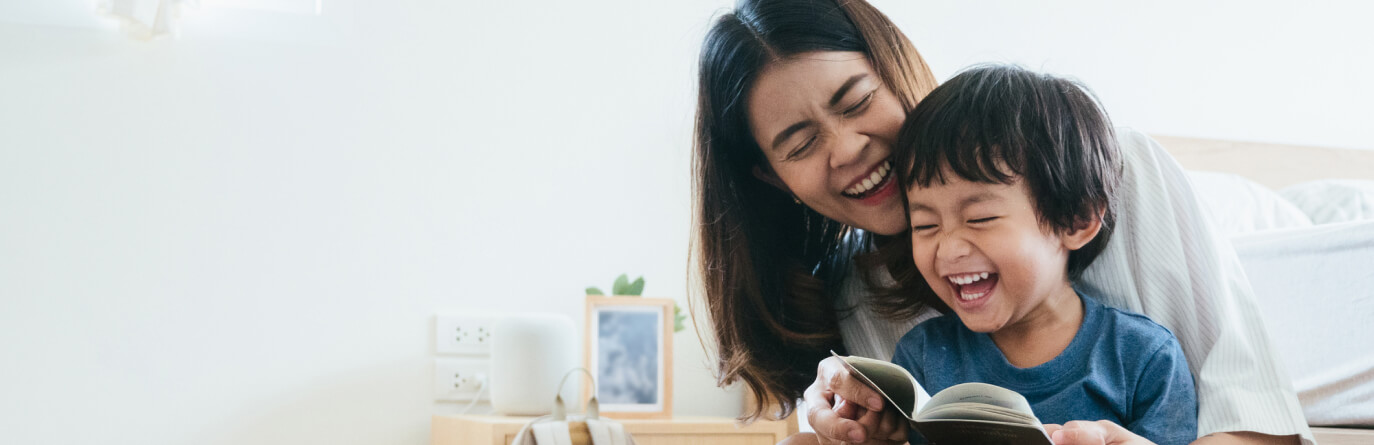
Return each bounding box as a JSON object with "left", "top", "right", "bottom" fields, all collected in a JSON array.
[{"left": 585, "top": 396, "right": 599, "bottom": 420}]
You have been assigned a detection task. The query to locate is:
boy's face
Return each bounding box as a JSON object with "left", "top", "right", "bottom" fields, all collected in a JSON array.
[{"left": 906, "top": 171, "right": 1082, "bottom": 334}]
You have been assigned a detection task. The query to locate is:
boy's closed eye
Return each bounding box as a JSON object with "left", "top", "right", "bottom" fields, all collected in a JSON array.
[{"left": 911, "top": 216, "right": 1000, "bottom": 232}]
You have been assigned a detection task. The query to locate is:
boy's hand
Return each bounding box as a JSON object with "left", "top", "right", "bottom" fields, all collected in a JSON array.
[{"left": 1044, "top": 420, "right": 1156, "bottom": 445}]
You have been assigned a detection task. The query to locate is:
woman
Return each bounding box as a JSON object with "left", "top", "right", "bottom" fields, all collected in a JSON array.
[{"left": 691, "top": 1, "right": 1311, "bottom": 444}]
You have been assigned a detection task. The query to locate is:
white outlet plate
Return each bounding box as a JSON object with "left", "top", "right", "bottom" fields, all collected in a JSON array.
[
  {"left": 434, "top": 357, "right": 492, "bottom": 401},
  {"left": 436, "top": 314, "right": 496, "bottom": 355}
]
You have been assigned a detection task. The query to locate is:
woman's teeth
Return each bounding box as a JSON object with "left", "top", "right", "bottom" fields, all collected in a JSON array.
[{"left": 843, "top": 161, "right": 892, "bottom": 196}]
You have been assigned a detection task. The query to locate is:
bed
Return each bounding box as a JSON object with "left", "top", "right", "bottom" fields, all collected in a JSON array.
[{"left": 1154, "top": 134, "right": 1374, "bottom": 445}]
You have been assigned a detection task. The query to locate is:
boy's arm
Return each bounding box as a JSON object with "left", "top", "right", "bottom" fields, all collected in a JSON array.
[
  {"left": 1190, "top": 432, "right": 1300, "bottom": 445},
  {"left": 1046, "top": 420, "right": 1155, "bottom": 445},
  {"left": 1043, "top": 424, "right": 1298, "bottom": 445},
  {"left": 1126, "top": 339, "right": 1198, "bottom": 445}
]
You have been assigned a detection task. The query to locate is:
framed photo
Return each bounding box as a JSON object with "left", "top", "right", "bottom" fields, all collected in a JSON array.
[{"left": 584, "top": 296, "right": 673, "bottom": 419}]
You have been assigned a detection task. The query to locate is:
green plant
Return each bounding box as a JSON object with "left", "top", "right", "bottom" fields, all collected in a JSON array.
[{"left": 587, "top": 274, "right": 686, "bottom": 333}]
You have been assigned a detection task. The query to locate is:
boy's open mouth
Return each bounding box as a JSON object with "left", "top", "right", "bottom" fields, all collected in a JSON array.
[{"left": 947, "top": 272, "right": 999, "bottom": 301}]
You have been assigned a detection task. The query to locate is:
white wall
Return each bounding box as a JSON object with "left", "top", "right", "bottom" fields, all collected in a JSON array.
[
  {"left": 0, "top": 1, "right": 1370, "bottom": 445},
  {"left": 879, "top": 0, "right": 1374, "bottom": 150}
]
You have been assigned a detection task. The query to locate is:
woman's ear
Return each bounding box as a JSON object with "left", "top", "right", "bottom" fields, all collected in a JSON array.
[
  {"left": 751, "top": 165, "right": 791, "bottom": 193},
  {"left": 1061, "top": 209, "right": 1105, "bottom": 251}
]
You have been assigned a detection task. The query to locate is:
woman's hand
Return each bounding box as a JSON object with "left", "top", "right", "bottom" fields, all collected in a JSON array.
[
  {"left": 1044, "top": 421, "right": 1155, "bottom": 445},
  {"left": 803, "top": 356, "right": 907, "bottom": 444}
]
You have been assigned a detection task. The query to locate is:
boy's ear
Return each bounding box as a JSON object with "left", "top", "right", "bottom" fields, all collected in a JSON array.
[
  {"left": 1061, "top": 209, "right": 1105, "bottom": 251},
  {"left": 751, "top": 165, "right": 791, "bottom": 193}
]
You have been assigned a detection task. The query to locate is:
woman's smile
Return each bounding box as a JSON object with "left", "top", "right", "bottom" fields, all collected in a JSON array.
[{"left": 841, "top": 159, "right": 899, "bottom": 205}]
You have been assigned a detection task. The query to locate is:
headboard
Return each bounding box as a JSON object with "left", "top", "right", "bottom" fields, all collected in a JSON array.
[{"left": 1151, "top": 135, "right": 1374, "bottom": 189}]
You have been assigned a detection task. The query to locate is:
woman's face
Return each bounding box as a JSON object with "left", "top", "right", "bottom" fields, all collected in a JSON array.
[{"left": 746, "top": 51, "right": 909, "bottom": 235}]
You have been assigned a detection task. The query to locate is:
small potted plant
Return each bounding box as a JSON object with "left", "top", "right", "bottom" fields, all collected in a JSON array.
[{"left": 586, "top": 274, "right": 685, "bottom": 333}]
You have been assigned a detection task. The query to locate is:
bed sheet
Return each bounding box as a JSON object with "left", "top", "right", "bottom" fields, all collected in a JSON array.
[{"left": 1230, "top": 220, "right": 1374, "bottom": 426}]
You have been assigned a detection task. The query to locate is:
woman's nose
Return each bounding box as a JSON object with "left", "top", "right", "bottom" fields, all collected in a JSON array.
[{"left": 828, "top": 127, "right": 868, "bottom": 169}]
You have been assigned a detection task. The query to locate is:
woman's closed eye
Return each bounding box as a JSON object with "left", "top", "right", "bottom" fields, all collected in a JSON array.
[
  {"left": 912, "top": 223, "right": 937, "bottom": 232},
  {"left": 968, "top": 216, "right": 998, "bottom": 224},
  {"left": 785, "top": 135, "right": 818, "bottom": 161},
  {"left": 841, "top": 91, "right": 875, "bottom": 116}
]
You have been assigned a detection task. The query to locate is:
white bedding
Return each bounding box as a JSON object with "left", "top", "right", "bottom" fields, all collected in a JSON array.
[{"left": 1230, "top": 221, "right": 1374, "bottom": 426}]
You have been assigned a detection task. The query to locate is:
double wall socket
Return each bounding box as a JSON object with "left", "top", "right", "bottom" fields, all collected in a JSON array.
[
  {"left": 436, "top": 315, "right": 495, "bottom": 355},
  {"left": 434, "top": 357, "right": 491, "bottom": 401},
  {"left": 434, "top": 314, "right": 495, "bottom": 402}
]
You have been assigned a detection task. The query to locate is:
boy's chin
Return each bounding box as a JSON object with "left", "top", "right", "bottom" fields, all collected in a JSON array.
[
  {"left": 949, "top": 310, "right": 1005, "bottom": 333},
  {"left": 962, "top": 321, "right": 1002, "bottom": 333}
]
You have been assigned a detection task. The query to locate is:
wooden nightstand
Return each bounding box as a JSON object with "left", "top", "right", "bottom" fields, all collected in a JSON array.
[{"left": 432, "top": 414, "right": 792, "bottom": 445}]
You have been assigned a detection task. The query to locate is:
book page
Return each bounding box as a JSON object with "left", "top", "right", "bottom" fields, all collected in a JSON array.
[
  {"left": 913, "top": 382, "right": 1050, "bottom": 445},
  {"left": 916, "top": 382, "right": 1039, "bottom": 425},
  {"left": 830, "top": 352, "right": 921, "bottom": 419},
  {"left": 913, "top": 419, "right": 1053, "bottom": 445}
]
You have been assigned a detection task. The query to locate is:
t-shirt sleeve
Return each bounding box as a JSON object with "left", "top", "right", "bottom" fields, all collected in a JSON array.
[
  {"left": 890, "top": 330, "right": 928, "bottom": 445},
  {"left": 1127, "top": 338, "right": 1199, "bottom": 445},
  {"left": 890, "top": 329, "right": 926, "bottom": 388}
]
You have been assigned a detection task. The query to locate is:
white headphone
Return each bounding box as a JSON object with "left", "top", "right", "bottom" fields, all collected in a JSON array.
[{"left": 552, "top": 367, "right": 599, "bottom": 421}]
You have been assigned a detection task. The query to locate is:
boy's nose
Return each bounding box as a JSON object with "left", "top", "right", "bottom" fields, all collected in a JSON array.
[{"left": 935, "top": 234, "right": 973, "bottom": 262}]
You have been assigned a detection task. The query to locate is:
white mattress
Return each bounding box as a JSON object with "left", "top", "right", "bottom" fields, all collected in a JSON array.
[{"left": 1230, "top": 220, "right": 1374, "bottom": 426}]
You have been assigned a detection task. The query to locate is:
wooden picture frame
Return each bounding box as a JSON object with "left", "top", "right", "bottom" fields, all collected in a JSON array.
[{"left": 584, "top": 295, "right": 674, "bottom": 419}]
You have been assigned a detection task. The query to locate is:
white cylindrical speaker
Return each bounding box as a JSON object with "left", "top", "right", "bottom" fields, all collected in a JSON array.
[{"left": 489, "top": 313, "right": 578, "bottom": 415}]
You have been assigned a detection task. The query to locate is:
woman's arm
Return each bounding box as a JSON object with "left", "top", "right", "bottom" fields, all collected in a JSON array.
[{"left": 1076, "top": 128, "right": 1312, "bottom": 445}]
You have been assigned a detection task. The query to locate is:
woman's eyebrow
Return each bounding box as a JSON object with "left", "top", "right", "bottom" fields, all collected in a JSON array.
[
  {"left": 771, "top": 120, "right": 812, "bottom": 152},
  {"left": 829, "top": 74, "right": 869, "bottom": 107}
]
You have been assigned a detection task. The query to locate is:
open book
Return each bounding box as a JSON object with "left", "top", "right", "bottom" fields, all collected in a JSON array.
[{"left": 833, "top": 352, "right": 1053, "bottom": 445}]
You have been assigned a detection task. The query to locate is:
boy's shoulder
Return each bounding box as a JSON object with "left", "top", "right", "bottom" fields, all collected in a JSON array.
[
  {"left": 1087, "top": 295, "right": 1183, "bottom": 356},
  {"left": 898, "top": 311, "right": 963, "bottom": 344},
  {"left": 894, "top": 311, "right": 970, "bottom": 361}
]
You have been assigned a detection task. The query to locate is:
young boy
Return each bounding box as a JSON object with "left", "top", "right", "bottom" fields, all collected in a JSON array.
[{"left": 888, "top": 65, "right": 1198, "bottom": 445}]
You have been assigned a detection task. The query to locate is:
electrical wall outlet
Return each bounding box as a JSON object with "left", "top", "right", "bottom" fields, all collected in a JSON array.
[
  {"left": 434, "top": 357, "right": 492, "bottom": 401},
  {"left": 435, "top": 315, "right": 496, "bottom": 355}
]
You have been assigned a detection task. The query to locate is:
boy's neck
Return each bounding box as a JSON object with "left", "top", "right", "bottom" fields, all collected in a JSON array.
[{"left": 988, "top": 283, "right": 1084, "bottom": 369}]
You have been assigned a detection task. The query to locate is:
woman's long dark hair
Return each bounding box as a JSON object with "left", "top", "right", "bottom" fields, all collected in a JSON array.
[{"left": 691, "top": 0, "right": 938, "bottom": 421}]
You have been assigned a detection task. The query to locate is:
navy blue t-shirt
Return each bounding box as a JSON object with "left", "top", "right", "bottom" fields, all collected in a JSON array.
[{"left": 892, "top": 293, "right": 1198, "bottom": 445}]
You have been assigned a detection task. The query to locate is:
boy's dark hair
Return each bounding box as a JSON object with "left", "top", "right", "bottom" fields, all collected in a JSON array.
[{"left": 892, "top": 64, "right": 1123, "bottom": 280}]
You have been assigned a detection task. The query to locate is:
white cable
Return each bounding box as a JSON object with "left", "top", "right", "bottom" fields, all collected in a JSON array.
[{"left": 457, "top": 377, "right": 489, "bottom": 415}]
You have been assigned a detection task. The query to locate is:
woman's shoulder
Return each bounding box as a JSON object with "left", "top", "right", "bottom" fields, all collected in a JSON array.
[{"left": 1112, "top": 126, "right": 1172, "bottom": 166}]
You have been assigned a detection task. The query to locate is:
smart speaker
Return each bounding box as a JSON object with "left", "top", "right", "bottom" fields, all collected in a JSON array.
[{"left": 490, "top": 313, "right": 578, "bottom": 415}]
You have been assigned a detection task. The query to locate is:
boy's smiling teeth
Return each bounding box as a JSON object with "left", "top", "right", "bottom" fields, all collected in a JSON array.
[
  {"left": 843, "top": 161, "right": 892, "bottom": 197},
  {"left": 947, "top": 272, "right": 996, "bottom": 301},
  {"left": 947, "top": 272, "right": 991, "bottom": 285}
]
